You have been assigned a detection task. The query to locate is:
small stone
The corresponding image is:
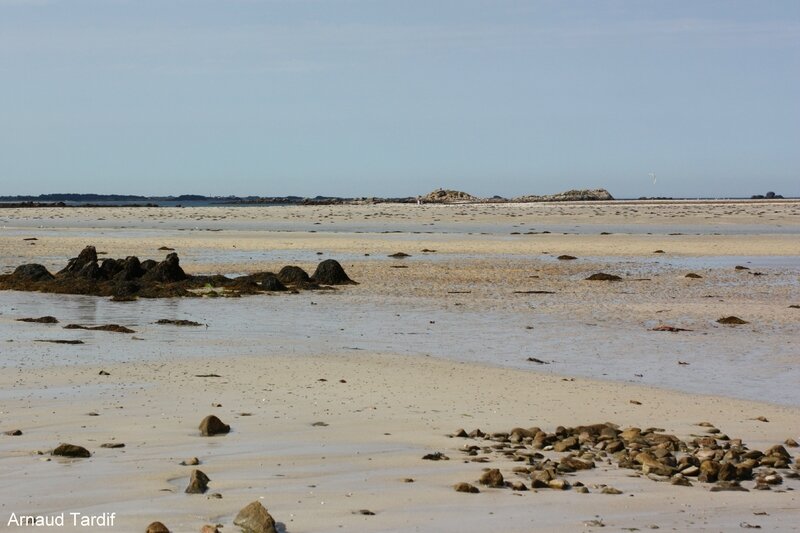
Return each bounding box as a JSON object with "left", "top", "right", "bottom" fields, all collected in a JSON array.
[
  {"left": 548, "top": 479, "right": 570, "bottom": 490},
  {"left": 454, "top": 482, "right": 480, "bottom": 493},
  {"left": 207, "top": 493, "right": 223, "bottom": 499},
  {"left": 199, "top": 415, "right": 230, "bottom": 436},
  {"left": 785, "top": 439, "right": 798, "bottom": 447},
  {"left": 185, "top": 469, "right": 210, "bottom": 494},
  {"left": 601, "top": 486, "right": 623, "bottom": 494},
  {"left": 681, "top": 466, "right": 700, "bottom": 477},
  {"left": 756, "top": 474, "right": 783, "bottom": 485},
  {"left": 710, "top": 481, "right": 749, "bottom": 492},
  {"left": 145, "top": 522, "right": 170, "bottom": 533},
  {"left": 575, "top": 486, "right": 589, "bottom": 493},
  {"left": 509, "top": 481, "right": 528, "bottom": 491},
  {"left": 98, "top": 370, "right": 111, "bottom": 376},
  {"left": 422, "top": 452, "right": 449, "bottom": 461},
  {"left": 479, "top": 469, "right": 505, "bottom": 488},
  {"left": 233, "top": 501, "right": 277, "bottom": 533},
  {"left": 100, "top": 442, "right": 125, "bottom": 448},
  {"left": 180, "top": 457, "right": 200, "bottom": 466},
  {"left": 356, "top": 510, "right": 375, "bottom": 516},
  {"left": 52, "top": 443, "right": 90, "bottom": 458},
  {"left": 200, "top": 526, "right": 220, "bottom": 533},
  {"left": 5, "top": 429, "right": 22, "bottom": 436},
  {"left": 764, "top": 444, "right": 791, "bottom": 459},
  {"left": 670, "top": 474, "right": 692, "bottom": 487},
  {"left": 553, "top": 436, "right": 578, "bottom": 452}
]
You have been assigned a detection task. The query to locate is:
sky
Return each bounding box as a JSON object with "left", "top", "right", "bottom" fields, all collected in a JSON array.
[{"left": 0, "top": 0, "right": 798, "bottom": 199}]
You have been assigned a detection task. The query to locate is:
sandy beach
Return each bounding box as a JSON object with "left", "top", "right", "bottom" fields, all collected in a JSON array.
[{"left": 1, "top": 201, "right": 799, "bottom": 532}]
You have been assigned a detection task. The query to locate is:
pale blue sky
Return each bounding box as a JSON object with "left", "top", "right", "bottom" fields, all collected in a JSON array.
[{"left": 0, "top": 0, "right": 798, "bottom": 198}]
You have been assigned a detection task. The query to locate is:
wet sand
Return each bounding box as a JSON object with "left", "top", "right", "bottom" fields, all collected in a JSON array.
[{"left": 1, "top": 201, "right": 799, "bottom": 532}]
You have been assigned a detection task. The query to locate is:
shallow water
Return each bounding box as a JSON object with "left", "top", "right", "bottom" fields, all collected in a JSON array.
[{"left": 1, "top": 288, "right": 797, "bottom": 407}]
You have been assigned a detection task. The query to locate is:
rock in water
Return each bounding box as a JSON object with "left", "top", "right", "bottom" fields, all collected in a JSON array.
[
  {"left": 145, "top": 522, "right": 170, "bottom": 533},
  {"left": 585, "top": 273, "right": 622, "bottom": 281},
  {"left": 311, "top": 259, "right": 356, "bottom": 285},
  {"left": 233, "top": 501, "right": 277, "bottom": 533},
  {"left": 52, "top": 443, "right": 91, "bottom": 458},
  {"left": 143, "top": 253, "right": 187, "bottom": 282},
  {"left": 12, "top": 264, "right": 54, "bottom": 281},
  {"left": 17, "top": 316, "right": 59, "bottom": 323},
  {"left": 185, "top": 469, "right": 210, "bottom": 494},
  {"left": 58, "top": 246, "right": 98, "bottom": 276},
  {"left": 557, "top": 255, "right": 577, "bottom": 260},
  {"left": 199, "top": 415, "right": 230, "bottom": 436},
  {"left": 277, "top": 265, "right": 310, "bottom": 284}
]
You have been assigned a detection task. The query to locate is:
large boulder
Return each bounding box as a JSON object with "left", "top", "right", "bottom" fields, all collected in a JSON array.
[
  {"left": 311, "top": 259, "right": 356, "bottom": 285},
  {"left": 11, "top": 263, "right": 54, "bottom": 282}
]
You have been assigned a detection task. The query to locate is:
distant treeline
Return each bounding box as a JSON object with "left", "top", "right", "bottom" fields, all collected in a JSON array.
[{"left": 0, "top": 194, "right": 216, "bottom": 202}]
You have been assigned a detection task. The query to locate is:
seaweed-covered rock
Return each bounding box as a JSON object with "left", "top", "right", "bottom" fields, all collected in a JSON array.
[
  {"left": 99, "top": 258, "right": 123, "bottom": 278},
  {"left": 278, "top": 265, "right": 310, "bottom": 284},
  {"left": 118, "top": 256, "right": 145, "bottom": 280},
  {"left": 1, "top": 247, "right": 356, "bottom": 300},
  {"left": 143, "top": 253, "right": 187, "bottom": 283},
  {"left": 312, "top": 259, "right": 356, "bottom": 285},
  {"left": 12, "top": 264, "right": 54, "bottom": 281},
  {"left": 586, "top": 273, "right": 622, "bottom": 281},
  {"left": 58, "top": 246, "right": 98, "bottom": 276},
  {"left": 247, "top": 272, "right": 287, "bottom": 291}
]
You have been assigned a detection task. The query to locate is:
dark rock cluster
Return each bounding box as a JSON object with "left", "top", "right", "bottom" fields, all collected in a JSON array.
[{"left": 0, "top": 246, "right": 356, "bottom": 299}]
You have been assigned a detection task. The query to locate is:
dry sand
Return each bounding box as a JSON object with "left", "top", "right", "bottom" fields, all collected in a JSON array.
[{"left": 1, "top": 201, "right": 799, "bottom": 532}]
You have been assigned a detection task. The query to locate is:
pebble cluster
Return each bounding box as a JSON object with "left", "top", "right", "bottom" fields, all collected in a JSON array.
[{"left": 446, "top": 422, "right": 799, "bottom": 494}]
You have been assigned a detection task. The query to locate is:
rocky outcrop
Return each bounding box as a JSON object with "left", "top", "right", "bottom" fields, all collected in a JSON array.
[
  {"left": 418, "top": 189, "right": 478, "bottom": 203},
  {"left": 514, "top": 189, "right": 614, "bottom": 202},
  {"left": 0, "top": 246, "right": 355, "bottom": 299}
]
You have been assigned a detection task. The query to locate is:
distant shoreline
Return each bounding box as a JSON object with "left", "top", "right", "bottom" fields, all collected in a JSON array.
[{"left": 1, "top": 194, "right": 797, "bottom": 208}]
